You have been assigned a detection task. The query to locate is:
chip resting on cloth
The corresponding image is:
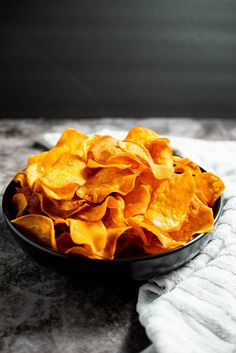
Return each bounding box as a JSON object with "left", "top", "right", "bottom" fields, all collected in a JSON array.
[{"left": 11, "top": 126, "right": 225, "bottom": 259}]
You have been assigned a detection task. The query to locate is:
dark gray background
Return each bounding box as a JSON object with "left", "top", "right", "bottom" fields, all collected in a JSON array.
[{"left": 1, "top": 0, "right": 236, "bottom": 118}]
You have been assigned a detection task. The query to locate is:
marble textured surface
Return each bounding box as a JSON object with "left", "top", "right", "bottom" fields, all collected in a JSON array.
[{"left": 0, "top": 117, "right": 235, "bottom": 353}]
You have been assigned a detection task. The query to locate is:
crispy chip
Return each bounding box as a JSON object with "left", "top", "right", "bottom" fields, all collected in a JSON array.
[
  {"left": 100, "top": 226, "right": 131, "bottom": 259},
  {"left": 14, "top": 171, "right": 28, "bottom": 188},
  {"left": 87, "top": 159, "right": 132, "bottom": 169},
  {"left": 40, "top": 154, "right": 87, "bottom": 189},
  {"left": 54, "top": 218, "right": 70, "bottom": 227},
  {"left": 149, "top": 142, "right": 173, "bottom": 167},
  {"left": 145, "top": 171, "right": 195, "bottom": 232},
  {"left": 26, "top": 147, "right": 66, "bottom": 187},
  {"left": 143, "top": 244, "right": 167, "bottom": 255},
  {"left": 127, "top": 218, "right": 149, "bottom": 246},
  {"left": 115, "top": 228, "right": 147, "bottom": 254},
  {"left": 51, "top": 198, "right": 86, "bottom": 212},
  {"left": 125, "top": 127, "right": 172, "bottom": 167},
  {"left": 124, "top": 184, "right": 151, "bottom": 218},
  {"left": 125, "top": 127, "right": 164, "bottom": 147},
  {"left": 83, "top": 135, "right": 101, "bottom": 161},
  {"left": 65, "top": 246, "right": 100, "bottom": 259},
  {"left": 69, "top": 219, "right": 107, "bottom": 253},
  {"left": 26, "top": 151, "right": 48, "bottom": 187},
  {"left": 91, "top": 135, "right": 120, "bottom": 163},
  {"left": 11, "top": 126, "right": 225, "bottom": 259},
  {"left": 12, "top": 193, "right": 28, "bottom": 217},
  {"left": 12, "top": 214, "right": 56, "bottom": 250},
  {"left": 14, "top": 172, "right": 31, "bottom": 207},
  {"left": 118, "top": 141, "right": 174, "bottom": 179},
  {"left": 78, "top": 195, "right": 121, "bottom": 221},
  {"left": 173, "top": 156, "right": 201, "bottom": 175},
  {"left": 107, "top": 154, "right": 147, "bottom": 174},
  {"left": 55, "top": 128, "right": 88, "bottom": 157},
  {"left": 194, "top": 172, "right": 225, "bottom": 207},
  {"left": 41, "top": 184, "right": 79, "bottom": 201},
  {"left": 56, "top": 232, "right": 75, "bottom": 252},
  {"left": 76, "top": 168, "right": 137, "bottom": 203},
  {"left": 28, "top": 192, "right": 86, "bottom": 220},
  {"left": 109, "top": 196, "right": 126, "bottom": 226},
  {"left": 129, "top": 215, "right": 184, "bottom": 248},
  {"left": 170, "top": 194, "right": 214, "bottom": 242},
  {"left": 138, "top": 170, "right": 157, "bottom": 189},
  {"left": 30, "top": 153, "right": 88, "bottom": 200}
]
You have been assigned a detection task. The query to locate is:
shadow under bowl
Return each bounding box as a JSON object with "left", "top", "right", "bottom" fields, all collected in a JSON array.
[{"left": 2, "top": 178, "right": 223, "bottom": 281}]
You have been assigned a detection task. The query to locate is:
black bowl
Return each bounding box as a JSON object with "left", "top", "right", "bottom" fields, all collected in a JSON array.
[{"left": 2, "top": 178, "right": 223, "bottom": 281}]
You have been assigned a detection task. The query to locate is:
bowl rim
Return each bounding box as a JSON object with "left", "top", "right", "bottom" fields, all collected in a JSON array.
[{"left": 2, "top": 178, "right": 224, "bottom": 264}]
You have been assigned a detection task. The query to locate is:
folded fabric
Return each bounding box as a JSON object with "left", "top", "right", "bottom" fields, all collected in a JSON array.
[{"left": 137, "top": 137, "right": 236, "bottom": 353}]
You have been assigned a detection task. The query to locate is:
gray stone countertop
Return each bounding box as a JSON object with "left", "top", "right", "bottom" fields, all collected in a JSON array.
[{"left": 0, "top": 117, "right": 235, "bottom": 353}]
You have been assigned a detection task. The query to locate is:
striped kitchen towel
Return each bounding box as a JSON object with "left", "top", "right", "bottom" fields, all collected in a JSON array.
[{"left": 137, "top": 137, "right": 236, "bottom": 353}]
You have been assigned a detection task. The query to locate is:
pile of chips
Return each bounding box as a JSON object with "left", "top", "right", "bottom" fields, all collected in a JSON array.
[{"left": 11, "top": 127, "right": 225, "bottom": 259}]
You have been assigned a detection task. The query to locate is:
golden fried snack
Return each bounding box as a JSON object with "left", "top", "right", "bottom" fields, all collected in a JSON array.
[{"left": 11, "top": 127, "right": 225, "bottom": 259}]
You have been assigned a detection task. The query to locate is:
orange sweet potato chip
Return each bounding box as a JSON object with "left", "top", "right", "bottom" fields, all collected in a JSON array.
[
  {"left": 101, "top": 226, "right": 131, "bottom": 259},
  {"left": 27, "top": 153, "right": 87, "bottom": 200},
  {"left": 51, "top": 198, "right": 86, "bottom": 212},
  {"left": 129, "top": 215, "right": 185, "bottom": 248},
  {"left": 78, "top": 195, "right": 121, "bottom": 222},
  {"left": 26, "top": 147, "right": 66, "bottom": 188},
  {"left": 28, "top": 192, "right": 86, "bottom": 220},
  {"left": 65, "top": 246, "right": 100, "bottom": 259},
  {"left": 12, "top": 214, "right": 56, "bottom": 250},
  {"left": 83, "top": 135, "right": 101, "bottom": 161},
  {"left": 11, "top": 126, "right": 225, "bottom": 260},
  {"left": 87, "top": 158, "right": 132, "bottom": 169},
  {"left": 12, "top": 193, "right": 28, "bottom": 217},
  {"left": 56, "top": 232, "right": 75, "bottom": 252},
  {"left": 125, "top": 126, "right": 164, "bottom": 148},
  {"left": 173, "top": 156, "right": 201, "bottom": 175},
  {"left": 145, "top": 171, "right": 195, "bottom": 232},
  {"left": 125, "top": 126, "right": 173, "bottom": 167},
  {"left": 14, "top": 171, "right": 28, "bottom": 188},
  {"left": 41, "top": 184, "right": 79, "bottom": 201},
  {"left": 127, "top": 218, "right": 149, "bottom": 246},
  {"left": 76, "top": 168, "right": 137, "bottom": 203},
  {"left": 170, "top": 194, "right": 214, "bottom": 242},
  {"left": 124, "top": 184, "right": 151, "bottom": 218},
  {"left": 69, "top": 219, "right": 107, "bottom": 253},
  {"left": 149, "top": 142, "right": 173, "bottom": 167},
  {"left": 40, "top": 154, "right": 87, "bottom": 190},
  {"left": 109, "top": 195, "right": 126, "bottom": 226},
  {"left": 143, "top": 242, "right": 168, "bottom": 255},
  {"left": 26, "top": 152, "right": 48, "bottom": 187},
  {"left": 118, "top": 141, "right": 174, "bottom": 179},
  {"left": 55, "top": 128, "right": 88, "bottom": 157},
  {"left": 194, "top": 172, "right": 225, "bottom": 207},
  {"left": 90, "top": 135, "right": 120, "bottom": 164},
  {"left": 106, "top": 153, "right": 147, "bottom": 174}
]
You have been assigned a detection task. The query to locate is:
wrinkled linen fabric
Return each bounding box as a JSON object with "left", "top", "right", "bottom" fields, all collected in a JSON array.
[{"left": 138, "top": 137, "right": 236, "bottom": 353}]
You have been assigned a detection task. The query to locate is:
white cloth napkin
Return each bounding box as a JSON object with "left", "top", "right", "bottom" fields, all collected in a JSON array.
[
  {"left": 38, "top": 131, "right": 236, "bottom": 353},
  {"left": 138, "top": 137, "right": 236, "bottom": 353}
]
